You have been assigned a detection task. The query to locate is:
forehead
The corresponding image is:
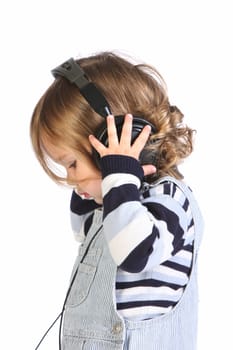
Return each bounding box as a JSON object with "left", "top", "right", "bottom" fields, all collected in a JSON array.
[{"left": 41, "top": 136, "right": 75, "bottom": 163}]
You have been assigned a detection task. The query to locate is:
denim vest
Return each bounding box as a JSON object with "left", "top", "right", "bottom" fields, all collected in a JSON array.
[{"left": 62, "top": 176, "right": 203, "bottom": 350}]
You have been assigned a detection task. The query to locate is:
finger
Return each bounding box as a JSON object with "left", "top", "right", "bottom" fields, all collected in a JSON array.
[
  {"left": 107, "top": 115, "right": 119, "bottom": 146},
  {"left": 119, "top": 114, "right": 133, "bottom": 147},
  {"left": 142, "top": 164, "right": 157, "bottom": 177},
  {"left": 132, "top": 125, "right": 152, "bottom": 153},
  {"left": 89, "top": 134, "right": 107, "bottom": 156}
]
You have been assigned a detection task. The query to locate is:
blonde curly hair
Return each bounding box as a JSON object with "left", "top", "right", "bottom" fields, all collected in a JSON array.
[{"left": 30, "top": 51, "right": 195, "bottom": 184}]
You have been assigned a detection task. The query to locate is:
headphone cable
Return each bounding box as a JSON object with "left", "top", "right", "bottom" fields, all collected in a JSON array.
[
  {"left": 34, "top": 224, "right": 103, "bottom": 350},
  {"left": 34, "top": 312, "right": 62, "bottom": 350}
]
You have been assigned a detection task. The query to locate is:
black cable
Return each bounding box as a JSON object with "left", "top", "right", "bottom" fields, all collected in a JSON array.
[
  {"left": 34, "top": 225, "right": 103, "bottom": 350},
  {"left": 34, "top": 312, "right": 62, "bottom": 350}
]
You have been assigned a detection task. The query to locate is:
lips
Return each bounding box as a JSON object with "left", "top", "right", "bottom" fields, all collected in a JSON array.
[
  {"left": 79, "top": 192, "right": 92, "bottom": 199},
  {"left": 75, "top": 186, "right": 94, "bottom": 200}
]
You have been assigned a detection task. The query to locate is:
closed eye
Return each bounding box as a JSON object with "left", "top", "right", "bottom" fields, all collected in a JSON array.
[{"left": 69, "top": 161, "right": 77, "bottom": 169}]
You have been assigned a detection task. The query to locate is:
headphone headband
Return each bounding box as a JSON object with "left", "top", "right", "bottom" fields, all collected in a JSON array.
[
  {"left": 51, "top": 58, "right": 111, "bottom": 117},
  {"left": 51, "top": 58, "right": 89, "bottom": 88}
]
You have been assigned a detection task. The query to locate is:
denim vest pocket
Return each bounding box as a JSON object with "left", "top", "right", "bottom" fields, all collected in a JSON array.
[{"left": 67, "top": 248, "right": 102, "bottom": 307}]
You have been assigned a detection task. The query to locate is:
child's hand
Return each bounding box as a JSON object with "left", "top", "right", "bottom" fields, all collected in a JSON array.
[
  {"left": 142, "top": 164, "right": 157, "bottom": 177},
  {"left": 89, "top": 114, "right": 152, "bottom": 161}
]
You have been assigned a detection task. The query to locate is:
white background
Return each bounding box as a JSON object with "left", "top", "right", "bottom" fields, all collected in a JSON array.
[{"left": 0, "top": 1, "right": 232, "bottom": 349}]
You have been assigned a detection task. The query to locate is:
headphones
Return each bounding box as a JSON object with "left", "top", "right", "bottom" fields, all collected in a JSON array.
[{"left": 51, "top": 58, "right": 157, "bottom": 168}]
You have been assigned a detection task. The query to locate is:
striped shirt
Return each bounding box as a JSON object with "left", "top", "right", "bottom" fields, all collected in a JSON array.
[{"left": 70, "top": 155, "right": 194, "bottom": 320}]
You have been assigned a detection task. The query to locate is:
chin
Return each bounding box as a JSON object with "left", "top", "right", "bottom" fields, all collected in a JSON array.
[{"left": 94, "top": 198, "right": 103, "bottom": 205}]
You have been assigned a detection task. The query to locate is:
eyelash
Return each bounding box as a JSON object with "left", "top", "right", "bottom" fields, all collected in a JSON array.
[{"left": 69, "top": 161, "right": 77, "bottom": 169}]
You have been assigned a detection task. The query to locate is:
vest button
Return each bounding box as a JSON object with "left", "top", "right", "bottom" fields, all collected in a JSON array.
[{"left": 112, "top": 323, "right": 123, "bottom": 334}]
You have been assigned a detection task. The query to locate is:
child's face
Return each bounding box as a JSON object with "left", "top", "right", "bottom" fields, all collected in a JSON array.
[{"left": 42, "top": 137, "right": 103, "bottom": 204}]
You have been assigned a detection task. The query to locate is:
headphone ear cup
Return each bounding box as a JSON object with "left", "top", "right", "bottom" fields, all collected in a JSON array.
[
  {"left": 92, "top": 116, "right": 156, "bottom": 169},
  {"left": 139, "top": 147, "right": 157, "bottom": 165}
]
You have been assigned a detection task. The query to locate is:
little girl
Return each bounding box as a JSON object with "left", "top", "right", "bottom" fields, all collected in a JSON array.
[{"left": 31, "top": 52, "right": 203, "bottom": 350}]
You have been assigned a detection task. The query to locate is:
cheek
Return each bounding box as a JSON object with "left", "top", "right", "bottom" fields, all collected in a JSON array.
[
  {"left": 73, "top": 165, "right": 102, "bottom": 185},
  {"left": 88, "top": 178, "right": 102, "bottom": 192}
]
